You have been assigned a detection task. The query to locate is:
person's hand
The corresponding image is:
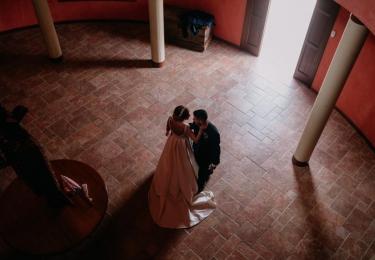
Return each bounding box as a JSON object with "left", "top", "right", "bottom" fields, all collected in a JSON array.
[
  {"left": 199, "top": 122, "right": 208, "bottom": 132},
  {"left": 208, "top": 164, "right": 216, "bottom": 172}
]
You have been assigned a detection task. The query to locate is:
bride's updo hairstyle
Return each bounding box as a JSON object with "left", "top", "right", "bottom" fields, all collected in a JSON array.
[{"left": 173, "top": 105, "right": 190, "bottom": 121}]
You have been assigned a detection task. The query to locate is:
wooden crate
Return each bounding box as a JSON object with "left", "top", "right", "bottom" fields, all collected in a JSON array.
[{"left": 164, "top": 5, "right": 214, "bottom": 52}]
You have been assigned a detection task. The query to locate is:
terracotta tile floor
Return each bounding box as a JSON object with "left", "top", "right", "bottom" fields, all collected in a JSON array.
[{"left": 0, "top": 22, "right": 374, "bottom": 260}]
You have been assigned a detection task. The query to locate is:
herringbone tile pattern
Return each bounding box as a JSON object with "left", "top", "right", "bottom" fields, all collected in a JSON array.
[{"left": 0, "top": 22, "right": 374, "bottom": 259}]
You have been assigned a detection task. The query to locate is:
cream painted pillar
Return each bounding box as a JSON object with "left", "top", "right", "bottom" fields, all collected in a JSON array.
[
  {"left": 32, "top": 0, "right": 62, "bottom": 61},
  {"left": 293, "top": 15, "right": 368, "bottom": 166},
  {"left": 148, "top": 0, "right": 165, "bottom": 67}
]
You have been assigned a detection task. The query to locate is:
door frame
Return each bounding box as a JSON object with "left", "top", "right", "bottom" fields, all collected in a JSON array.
[
  {"left": 293, "top": 0, "right": 340, "bottom": 86},
  {"left": 240, "top": 0, "right": 340, "bottom": 87},
  {"left": 240, "top": 0, "right": 271, "bottom": 56}
]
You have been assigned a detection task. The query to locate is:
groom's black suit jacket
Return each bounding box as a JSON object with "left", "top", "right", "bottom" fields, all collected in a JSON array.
[{"left": 190, "top": 122, "right": 221, "bottom": 168}]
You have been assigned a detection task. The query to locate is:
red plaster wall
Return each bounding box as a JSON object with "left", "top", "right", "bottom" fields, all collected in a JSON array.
[
  {"left": 335, "top": 0, "right": 375, "bottom": 34},
  {"left": 0, "top": 0, "right": 148, "bottom": 32},
  {"left": 312, "top": 7, "right": 375, "bottom": 146},
  {"left": 0, "top": 0, "right": 246, "bottom": 45},
  {"left": 336, "top": 35, "right": 375, "bottom": 146}
]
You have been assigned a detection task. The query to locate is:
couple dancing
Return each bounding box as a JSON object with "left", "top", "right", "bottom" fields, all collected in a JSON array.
[{"left": 148, "top": 106, "right": 221, "bottom": 228}]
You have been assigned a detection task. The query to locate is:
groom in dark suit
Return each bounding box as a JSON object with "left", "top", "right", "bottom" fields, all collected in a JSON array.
[{"left": 190, "top": 109, "right": 221, "bottom": 192}]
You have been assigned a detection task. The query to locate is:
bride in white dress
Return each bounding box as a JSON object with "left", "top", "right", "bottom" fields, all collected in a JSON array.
[{"left": 148, "top": 105, "right": 216, "bottom": 229}]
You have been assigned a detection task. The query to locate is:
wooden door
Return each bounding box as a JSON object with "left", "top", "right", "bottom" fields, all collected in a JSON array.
[
  {"left": 241, "top": 0, "right": 271, "bottom": 56},
  {"left": 294, "top": 0, "right": 339, "bottom": 86}
]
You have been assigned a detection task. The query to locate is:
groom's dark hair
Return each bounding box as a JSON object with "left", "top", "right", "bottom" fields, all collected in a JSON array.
[{"left": 193, "top": 109, "right": 208, "bottom": 121}]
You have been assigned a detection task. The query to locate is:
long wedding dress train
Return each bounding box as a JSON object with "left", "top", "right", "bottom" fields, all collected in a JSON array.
[{"left": 148, "top": 123, "right": 216, "bottom": 228}]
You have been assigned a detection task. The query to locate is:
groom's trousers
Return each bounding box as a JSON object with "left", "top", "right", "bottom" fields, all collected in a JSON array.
[{"left": 197, "top": 163, "right": 212, "bottom": 192}]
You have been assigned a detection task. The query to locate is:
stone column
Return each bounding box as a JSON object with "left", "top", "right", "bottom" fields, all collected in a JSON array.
[
  {"left": 32, "top": 0, "right": 62, "bottom": 61},
  {"left": 148, "top": 0, "right": 165, "bottom": 67},
  {"left": 293, "top": 15, "right": 368, "bottom": 166}
]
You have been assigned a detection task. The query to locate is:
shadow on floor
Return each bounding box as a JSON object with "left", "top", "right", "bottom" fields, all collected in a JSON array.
[
  {"left": 64, "top": 57, "right": 154, "bottom": 69},
  {"left": 293, "top": 165, "right": 333, "bottom": 258},
  {"left": 82, "top": 174, "right": 185, "bottom": 260},
  {"left": 0, "top": 174, "right": 184, "bottom": 260},
  {"left": 2, "top": 53, "right": 153, "bottom": 71},
  {"left": 58, "top": 20, "right": 150, "bottom": 43}
]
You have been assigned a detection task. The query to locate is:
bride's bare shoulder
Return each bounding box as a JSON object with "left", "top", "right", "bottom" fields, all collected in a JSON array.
[{"left": 169, "top": 118, "right": 186, "bottom": 134}]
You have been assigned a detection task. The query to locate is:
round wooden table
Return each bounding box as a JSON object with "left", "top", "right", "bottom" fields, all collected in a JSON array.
[{"left": 0, "top": 159, "right": 108, "bottom": 255}]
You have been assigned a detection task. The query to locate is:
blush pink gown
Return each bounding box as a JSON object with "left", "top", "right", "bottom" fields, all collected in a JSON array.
[{"left": 148, "top": 120, "right": 216, "bottom": 229}]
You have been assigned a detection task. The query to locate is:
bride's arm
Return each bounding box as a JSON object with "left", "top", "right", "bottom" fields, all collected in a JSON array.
[{"left": 186, "top": 124, "right": 206, "bottom": 143}]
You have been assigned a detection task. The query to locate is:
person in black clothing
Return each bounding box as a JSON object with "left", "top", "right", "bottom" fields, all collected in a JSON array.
[
  {"left": 190, "top": 109, "right": 220, "bottom": 193},
  {"left": 0, "top": 104, "right": 68, "bottom": 207}
]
